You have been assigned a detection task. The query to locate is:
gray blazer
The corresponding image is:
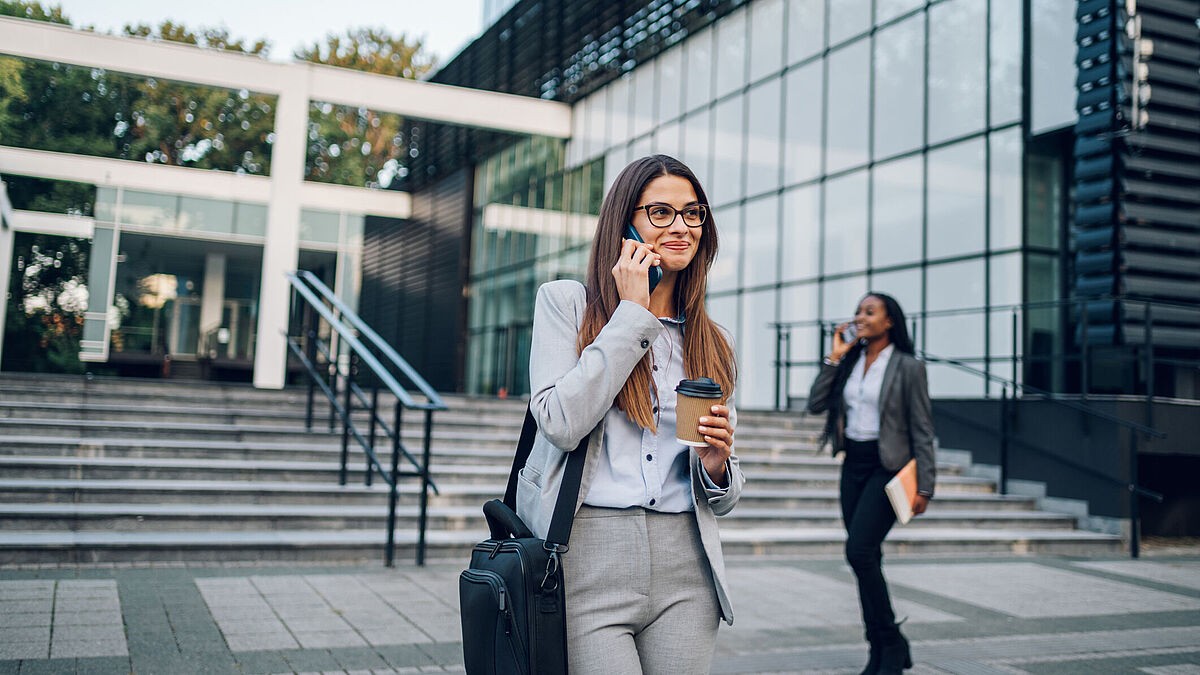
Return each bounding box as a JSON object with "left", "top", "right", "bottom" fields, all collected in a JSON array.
[
  {"left": 516, "top": 280, "right": 744, "bottom": 624},
  {"left": 807, "top": 351, "right": 937, "bottom": 496}
]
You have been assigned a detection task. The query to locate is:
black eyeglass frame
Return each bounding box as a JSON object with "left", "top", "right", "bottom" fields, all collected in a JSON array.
[{"left": 632, "top": 202, "right": 709, "bottom": 228}]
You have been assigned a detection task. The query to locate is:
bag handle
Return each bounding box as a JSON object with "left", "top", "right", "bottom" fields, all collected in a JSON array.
[{"left": 503, "top": 407, "right": 588, "bottom": 549}]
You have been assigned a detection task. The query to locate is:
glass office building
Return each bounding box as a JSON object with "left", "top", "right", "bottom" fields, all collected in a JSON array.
[{"left": 460, "top": 0, "right": 1086, "bottom": 407}]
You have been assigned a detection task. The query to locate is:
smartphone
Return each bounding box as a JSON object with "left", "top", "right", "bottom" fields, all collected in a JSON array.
[
  {"left": 623, "top": 223, "right": 662, "bottom": 295},
  {"left": 842, "top": 323, "right": 857, "bottom": 343}
]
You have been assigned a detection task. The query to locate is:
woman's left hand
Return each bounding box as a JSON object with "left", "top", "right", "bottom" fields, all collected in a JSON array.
[
  {"left": 912, "top": 494, "right": 930, "bottom": 516},
  {"left": 697, "top": 404, "right": 734, "bottom": 487}
]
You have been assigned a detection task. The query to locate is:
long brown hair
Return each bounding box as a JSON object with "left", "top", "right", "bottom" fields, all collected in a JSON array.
[{"left": 577, "top": 154, "right": 736, "bottom": 431}]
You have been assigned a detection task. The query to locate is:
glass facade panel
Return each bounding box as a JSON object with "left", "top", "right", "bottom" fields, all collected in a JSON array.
[
  {"left": 740, "top": 288, "right": 778, "bottom": 408},
  {"left": 178, "top": 197, "right": 234, "bottom": 235},
  {"left": 681, "top": 109, "right": 712, "bottom": 184},
  {"left": 780, "top": 282, "right": 820, "bottom": 398},
  {"left": 781, "top": 183, "right": 820, "bottom": 283},
  {"left": 654, "top": 120, "right": 682, "bottom": 156},
  {"left": 787, "top": 0, "right": 826, "bottom": 65},
  {"left": 95, "top": 188, "right": 117, "bottom": 224},
  {"left": 870, "top": 267, "right": 922, "bottom": 320},
  {"left": 825, "top": 40, "right": 870, "bottom": 174},
  {"left": 742, "top": 194, "right": 780, "bottom": 288},
  {"left": 928, "top": 0, "right": 986, "bottom": 144},
  {"left": 829, "top": 0, "right": 871, "bottom": 46},
  {"left": 749, "top": 0, "right": 785, "bottom": 82},
  {"left": 822, "top": 170, "right": 868, "bottom": 276},
  {"left": 990, "top": 128, "right": 1023, "bottom": 250},
  {"left": 631, "top": 62, "right": 656, "bottom": 139},
  {"left": 716, "top": 8, "right": 748, "bottom": 99},
  {"left": 299, "top": 209, "right": 340, "bottom": 245},
  {"left": 871, "top": 154, "right": 923, "bottom": 268},
  {"left": 876, "top": 0, "right": 924, "bottom": 26},
  {"left": 584, "top": 91, "right": 607, "bottom": 160},
  {"left": 706, "top": 293, "right": 739, "bottom": 355},
  {"left": 989, "top": 251, "right": 1022, "bottom": 366},
  {"left": 657, "top": 45, "right": 685, "bottom": 124},
  {"left": 685, "top": 27, "right": 715, "bottom": 113},
  {"left": 709, "top": 205, "right": 742, "bottom": 293},
  {"left": 1031, "top": 0, "right": 1078, "bottom": 134},
  {"left": 821, "top": 274, "right": 868, "bottom": 322},
  {"left": 990, "top": 0, "right": 1023, "bottom": 126},
  {"left": 234, "top": 203, "right": 267, "bottom": 237},
  {"left": 607, "top": 75, "right": 631, "bottom": 149},
  {"left": 925, "top": 257, "right": 985, "bottom": 360},
  {"left": 873, "top": 14, "right": 925, "bottom": 161},
  {"left": 1026, "top": 151, "right": 1062, "bottom": 250},
  {"left": 927, "top": 137, "right": 986, "bottom": 260},
  {"left": 711, "top": 95, "right": 745, "bottom": 206},
  {"left": 121, "top": 190, "right": 177, "bottom": 229},
  {"left": 746, "top": 79, "right": 782, "bottom": 197},
  {"left": 783, "top": 60, "right": 823, "bottom": 185}
]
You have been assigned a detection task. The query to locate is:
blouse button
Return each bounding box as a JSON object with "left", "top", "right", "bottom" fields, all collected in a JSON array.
[
  {"left": 652, "top": 365, "right": 658, "bottom": 371},
  {"left": 640, "top": 339, "right": 650, "bottom": 348}
]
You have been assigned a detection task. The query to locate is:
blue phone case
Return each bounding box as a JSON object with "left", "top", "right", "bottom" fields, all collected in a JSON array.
[{"left": 624, "top": 223, "right": 662, "bottom": 294}]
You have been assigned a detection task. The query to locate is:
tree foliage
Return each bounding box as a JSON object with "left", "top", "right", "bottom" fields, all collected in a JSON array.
[{"left": 1, "top": 234, "right": 90, "bottom": 374}]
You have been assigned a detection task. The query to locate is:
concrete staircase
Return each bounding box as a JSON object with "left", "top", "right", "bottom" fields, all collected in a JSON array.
[{"left": 0, "top": 373, "right": 1123, "bottom": 564}]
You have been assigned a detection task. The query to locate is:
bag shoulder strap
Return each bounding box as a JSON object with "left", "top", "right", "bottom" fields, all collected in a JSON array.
[{"left": 503, "top": 406, "right": 589, "bottom": 549}]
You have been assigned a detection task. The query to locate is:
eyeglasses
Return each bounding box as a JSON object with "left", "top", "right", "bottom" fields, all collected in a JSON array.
[{"left": 633, "top": 203, "right": 708, "bottom": 228}]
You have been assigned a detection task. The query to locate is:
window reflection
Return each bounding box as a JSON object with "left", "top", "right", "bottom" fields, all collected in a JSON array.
[
  {"left": 829, "top": 0, "right": 871, "bottom": 45},
  {"left": 784, "top": 60, "right": 823, "bottom": 184},
  {"left": 746, "top": 79, "right": 782, "bottom": 196},
  {"left": 871, "top": 155, "right": 923, "bottom": 268},
  {"left": 787, "top": 0, "right": 826, "bottom": 65},
  {"left": 928, "top": 0, "right": 986, "bottom": 144},
  {"left": 927, "top": 138, "right": 986, "bottom": 260},
  {"left": 822, "top": 170, "right": 868, "bottom": 275},
  {"left": 712, "top": 95, "right": 745, "bottom": 206},
  {"left": 743, "top": 194, "right": 780, "bottom": 288},
  {"left": 825, "top": 40, "right": 870, "bottom": 173},
  {"left": 781, "top": 184, "right": 820, "bottom": 282},
  {"left": 873, "top": 14, "right": 925, "bottom": 160}
]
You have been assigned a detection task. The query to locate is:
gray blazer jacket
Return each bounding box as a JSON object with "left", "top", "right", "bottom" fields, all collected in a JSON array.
[
  {"left": 516, "top": 280, "right": 744, "bottom": 624},
  {"left": 807, "top": 351, "right": 937, "bottom": 496}
]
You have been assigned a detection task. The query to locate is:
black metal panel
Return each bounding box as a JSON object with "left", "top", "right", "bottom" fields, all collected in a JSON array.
[
  {"left": 360, "top": 168, "right": 474, "bottom": 392},
  {"left": 1071, "top": 0, "right": 1200, "bottom": 347}
]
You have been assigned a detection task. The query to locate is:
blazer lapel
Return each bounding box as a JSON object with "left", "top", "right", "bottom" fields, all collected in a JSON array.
[{"left": 877, "top": 353, "right": 902, "bottom": 413}]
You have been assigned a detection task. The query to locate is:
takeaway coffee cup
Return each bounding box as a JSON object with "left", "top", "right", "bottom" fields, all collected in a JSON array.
[{"left": 675, "top": 377, "right": 724, "bottom": 447}]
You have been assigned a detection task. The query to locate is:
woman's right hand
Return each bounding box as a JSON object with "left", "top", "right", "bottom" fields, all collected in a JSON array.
[
  {"left": 612, "top": 238, "right": 660, "bottom": 309},
  {"left": 827, "top": 322, "right": 854, "bottom": 364}
]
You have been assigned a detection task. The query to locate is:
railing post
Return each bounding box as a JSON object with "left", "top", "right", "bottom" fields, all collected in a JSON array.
[
  {"left": 304, "top": 327, "right": 316, "bottom": 431},
  {"left": 1080, "top": 298, "right": 1089, "bottom": 401},
  {"left": 774, "top": 324, "right": 783, "bottom": 411},
  {"left": 366, "top": 384, "right": 379, "bottom": 487},
  {"left": 386, "top": 401, "right": 402, "bottom": 568},
  {"left": 1011, "top": 308, "right": 1019, "bottom": 388},
  {"left": 1129, "top": 430, "right": 1140, "bottom": 559},
  {"left": 783, "top": 327, "right": 791, "bottom": 411},
  {"left": 1144, "top": 302, "right": 1155, "bottom": 426},
  {"left": 338, "top": 353, "right": 355, "bottom": 487},
  {"left": 418, "top": 408, "right": 433, "bottom": 566},
  {"left": 999, "top": 385, "right": 1009, "bottom": 495},
  {"left": 328, "top": 340, "right": 339, "bottom": 433}
]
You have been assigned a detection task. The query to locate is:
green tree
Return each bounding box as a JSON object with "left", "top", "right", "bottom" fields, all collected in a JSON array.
[
  {"left": 1, "top": 234, "right": 90, "bottom": 374},
  {"left": 295, "top": 28, "right": 436, "bottom": 188}
]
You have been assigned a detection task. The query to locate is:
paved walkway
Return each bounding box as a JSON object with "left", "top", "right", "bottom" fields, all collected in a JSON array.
[{"left": 1, "top": 554, "right": 1199, "bottom": 674}]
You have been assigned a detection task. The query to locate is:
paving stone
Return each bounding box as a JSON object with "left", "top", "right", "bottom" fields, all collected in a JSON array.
[
  {"left": 52, "top": 611, "right": 119, "bottom": 627},
  {"left": 231, "top": 650, "right": 292, "bottom": 674},
  {"left": 376, "top": 644, "right": 439, "bottom": 669},
  {"left": 280, "top": 648, "right": 342, "bottom": 671},
  {"left": 50, "top": 638, "right": 127, "bottom": 658},
  {"left": 1074, "top": 560, "right": 1200, "bottom": 592},
  {"left": 886, "top": 562, "right": 1200, "bottom": 618},
  {"left": 0, "top": 600, "right": 51, "bottom": 614},
  {"left": 1141, "top": 666, "right": 1200, "bottom": 674},
  {"left": 293, "top": 629, "right": 367, "bottom": 649},
  {"left": 0, "top": 641, "right": 46, "bottom": 660},
  {"left": 327, "top": 647, "right": 393, "bottom": 671},
  {"left": 224, "top": 632, "right": 300, "bottom": 652},
  {"left": 74, "top": 656, "right": 133, "bottom": 675},
  {"left": 282, "top": 617, "right": 352, "bottom": 633},
  {"left": 0, "top": 613, "right": 50, "bottom": 628},
  {"left": 51, "top": 625, "right": 126, "bottom": 643},
  {"left": 16, "top": 657, "right": 77, "bottom": 674}
]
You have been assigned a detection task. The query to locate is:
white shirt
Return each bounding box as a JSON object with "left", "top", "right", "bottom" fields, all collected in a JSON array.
[
  {"left": 844, "top": 344, "right": 894, "bottom": 442},
  {"left": 585, "top": 315, "right": 726, "bottom": 512}
]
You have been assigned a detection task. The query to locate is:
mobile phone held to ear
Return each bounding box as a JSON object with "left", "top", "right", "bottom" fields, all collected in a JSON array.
[{"left": 624, "top": 223, "right": 662, "bottom": 295}]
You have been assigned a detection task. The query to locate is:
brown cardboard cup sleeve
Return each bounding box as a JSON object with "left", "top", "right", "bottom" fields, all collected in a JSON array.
[{"left": 675, "top": 377, "right": 723, "bottom": 447}]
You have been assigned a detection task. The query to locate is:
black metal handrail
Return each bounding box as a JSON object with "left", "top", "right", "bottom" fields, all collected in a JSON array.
[{"left": 285, "top": 271, "right": 447, "bottom": 566}]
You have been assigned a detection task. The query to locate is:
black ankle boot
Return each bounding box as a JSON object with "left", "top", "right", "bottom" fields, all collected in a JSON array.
[
  {"left": 858, "top": 640, "right": 881, "bottom": 675},
  {"left": 877, "top": 625, "right": 912, "bottom": 674}
]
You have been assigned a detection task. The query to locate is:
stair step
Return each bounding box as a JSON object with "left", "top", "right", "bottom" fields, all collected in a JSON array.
[{"left": 0, "top": 527, "right": 1122, "bottom": 564}]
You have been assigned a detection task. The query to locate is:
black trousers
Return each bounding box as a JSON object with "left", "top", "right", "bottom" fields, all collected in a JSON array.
[{"left": 840, "top": 438, "right": 898, "bottom": 639}]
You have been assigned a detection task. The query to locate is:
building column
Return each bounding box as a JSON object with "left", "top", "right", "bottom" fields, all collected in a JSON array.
[
  {"left": 199, "top": 252, "right": 226, "bottom": 356},
  {"left": 252, "top": 68, "right": 309, "bottom": 389},
  {"left": 0, "top": 181, "right": 13, "bottom": 367}
]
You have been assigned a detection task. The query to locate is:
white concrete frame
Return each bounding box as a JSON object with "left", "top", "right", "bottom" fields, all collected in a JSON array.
[
  {"left": 0, "top": 182, "right": 12, "bottom": 366},
  {"left": 0, "top": 16, "right": 573, "bottom": 387}
]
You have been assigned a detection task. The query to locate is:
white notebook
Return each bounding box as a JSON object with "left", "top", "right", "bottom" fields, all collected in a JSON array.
[{"left": 885, "top": 459, "right": 918, "bottom": 525}]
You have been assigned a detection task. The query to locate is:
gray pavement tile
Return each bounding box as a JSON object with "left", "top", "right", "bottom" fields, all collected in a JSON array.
[
  {"left": 224, "top": 633, "right": 300, "bottom": 652},
  {"left": 0, "top": 627, "right": 50, "bottom": 644},
  {"left": 50, "top": 638, "right": 127, "bottom": 659},
  {"left": 358, "top": 628, "right": 431, "bottom": 647},
  {"left": 208, "top": 605, "right": 279, "bottom": 621},
  {"left": 280, "top": 648, "right": 342, "bottom": 672},
  {"left": 1141, "top": 667, "right": 1200, "bottom": 674},
  {"left": 16, "top": 657, "right": 77, "bottom": 674},
  {"left": 51, "top": 625, "right": 127, "bottom": 643},
  {"left": 0, "top": 600, "right": 52, "bottom": 614},
  {"left": 0, "top": 661, "right": 16, "bottom": 675},
  {"left": 327, "top": 647, "right": 392, "bottom": 671},
  {"left": 231, "top": 650, "right": 292, "bottom": 674},
  {"left": 73, "top": 656, "right": 133, "bottom": 675},
  {"left": 213, "top": 617, "right": 289, "bottom": 635},
  {"left": 1074, "top": 560, "right": 1200, "bottom": 593},
  {"left": 53, "top": 599, "right": 120, "bottom": 614},
  {"left": 885, "top": 562, "right": 1200, "bottom": 618},
  {"left": 416, "top": 643, "right": 461, "bottom": 666},
  {"left": 0, "top": 613, "right": 50, "bottom": 628},
  {"left": 375, "top": 644, "right": 438, "bottom": 669},
  {"left": 0, "top": 642, "right": 46, "bottom": 660},
  {"left": 293, "top": 630, "right": 368, "bottom": 649},
  {"left": 51, "top": 611, "right": 118, "bottom": 627},
  {"left": 282, "top": 617, "right": 353, "bottom": 633}
]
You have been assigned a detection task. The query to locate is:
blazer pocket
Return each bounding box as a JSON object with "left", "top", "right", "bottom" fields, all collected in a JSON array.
[{"left": 517, "top": 465, "right": 543, "bottom": 489}]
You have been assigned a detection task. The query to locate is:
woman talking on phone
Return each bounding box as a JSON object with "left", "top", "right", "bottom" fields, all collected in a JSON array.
[
  {"left": 807, "top": 293, "right": 935, "bottom": 675},
  {"left": 516, "top": 154, "right": 742, "bottom": 674}
]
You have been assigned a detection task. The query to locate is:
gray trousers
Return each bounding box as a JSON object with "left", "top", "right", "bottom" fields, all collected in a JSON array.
[{"left": 564, "top": 506, "right": 721, "bottom": 675}]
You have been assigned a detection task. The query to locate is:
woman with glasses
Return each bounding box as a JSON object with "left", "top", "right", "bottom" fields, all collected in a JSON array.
[
  {"left": 808, "top": 293, "right": 936, "bottom": 675},
  {"left": 516, "top": 154, "right": 743, "bottom": 674}
]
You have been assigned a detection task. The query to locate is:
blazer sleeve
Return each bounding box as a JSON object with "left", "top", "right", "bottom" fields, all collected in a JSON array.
[
  {"left": 807, "top": 362, "right": 839, "bottom": 414},
  {"left": 906, "top": 358, "right": 937, "bottom": 496},
  {"left": 696, "top": 399, "right": 743, "bottom": 516},
  {"left": 528, "top": 280, "right": 664, "bottom": 450}
]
